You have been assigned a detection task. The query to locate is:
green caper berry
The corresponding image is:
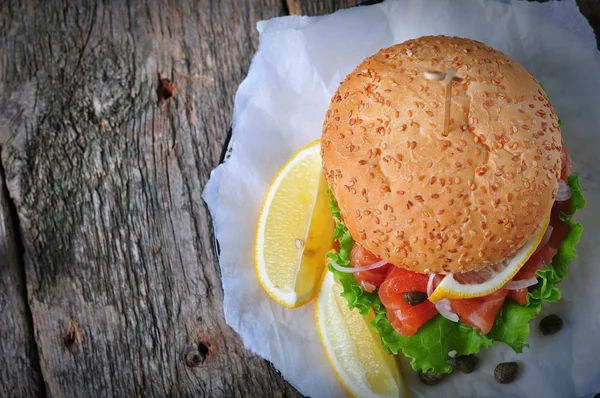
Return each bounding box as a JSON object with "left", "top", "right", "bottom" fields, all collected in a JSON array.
[
  {"left": 417, "top": 370, "right": 446, "bottom": 386},
  {"left": 539, "top": 314, "right": 563, "bottom": 335},
  {"left": 402, "top": 291, "right": 428, "bottom": 306},
  {"left": 495, "top": 362, "right": 519, "bottom": 384},
  {"left": 455, "top": 354, "right": 479, "bottom": 374}
]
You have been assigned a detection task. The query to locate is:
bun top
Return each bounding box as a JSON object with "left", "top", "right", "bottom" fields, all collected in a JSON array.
[{"left": 322, "top": 36, "right": 562, "bottom": 274}]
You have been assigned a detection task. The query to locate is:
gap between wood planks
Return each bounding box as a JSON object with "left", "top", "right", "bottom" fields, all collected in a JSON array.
[{"left": 0, "top": 147, "right": 46, "bottom": 398}]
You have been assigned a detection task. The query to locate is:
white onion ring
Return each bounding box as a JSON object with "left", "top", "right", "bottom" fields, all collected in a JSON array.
[
  {"left": 533, "top": 225, "right": 553, "bottom": 255},
  {"left": 435, "top": 298, "right": 459, "bottom": 322},
  {"left": 505, "top": 277, "right": 538, "bottom": 290},
  {"left": 427, "top": 274, "right": 436, "bottom": 296},
  {"left": 556, "top": 180, "right": 572, "bottom": 201},
  {"left": 328, "top": 259, "right": 388, "bottom": 274}
]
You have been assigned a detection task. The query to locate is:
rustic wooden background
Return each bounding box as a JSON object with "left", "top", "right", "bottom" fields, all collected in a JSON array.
[{"left": 0, "top": 0, "right": 598, "bottom": 397}]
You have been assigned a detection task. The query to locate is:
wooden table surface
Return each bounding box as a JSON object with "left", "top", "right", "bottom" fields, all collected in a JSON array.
[{"left": 0, "top": 1, "right": 598, "bottom": 397}]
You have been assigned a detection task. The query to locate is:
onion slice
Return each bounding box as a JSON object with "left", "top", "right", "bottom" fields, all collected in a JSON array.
[
  {"left": 533, "top": 225, "right": 553, "bottom": 255},
  {"left": 427, "top": 274, "right": 436, "bottom": 296},
  {"left": 556, "top": 180, "right": 572, "bottom": 201},
  {"left": 435, "top": 298, "right": 459, "bottom": 322},
  {"left": 328, "top": 258, "right": 388, "bottom": 274},
  {"left": 505, "top": 277, "right": 538, "bottom": 290}
]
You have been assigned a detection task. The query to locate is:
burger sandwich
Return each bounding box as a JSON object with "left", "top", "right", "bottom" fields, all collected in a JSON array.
[{"left": 321, "top": 35, "right": 585, "bottom": 375}]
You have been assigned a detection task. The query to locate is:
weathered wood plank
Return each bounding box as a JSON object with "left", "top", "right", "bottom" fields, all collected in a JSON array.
[
  {"left": 0, "top": 164, "right": 44, "bottom": 397},
  {"left": 578, "top": 0, "right": 600, "bottom": 47},
  {"left": 287, "top": 0, "right": 362, "bottom": 15},
  {"left": 1, "top": 0, "right": 598, "bottom": 397},
  {"left": 0, "top": 0, "right": 300, "bottom": 397}
]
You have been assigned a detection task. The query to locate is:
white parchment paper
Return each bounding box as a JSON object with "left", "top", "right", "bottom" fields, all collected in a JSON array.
[{"left": 203, "top": 0, "right": 600, "bottom": 396}]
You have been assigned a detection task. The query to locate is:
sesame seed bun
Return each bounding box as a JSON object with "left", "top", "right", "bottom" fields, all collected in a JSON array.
[{"left": 322, "top": 36, "right": 562, "bottom": 274}]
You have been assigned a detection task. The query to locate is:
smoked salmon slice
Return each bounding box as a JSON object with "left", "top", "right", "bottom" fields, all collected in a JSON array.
[
  {"left": 379, "top": 268, "right": 438, "bottom": 336},
  {"left": 350, "top": 244, "right": 393, "bottom": 293},
  {"left": 450, "top": 289, "right": 509, "bottom": 334}
]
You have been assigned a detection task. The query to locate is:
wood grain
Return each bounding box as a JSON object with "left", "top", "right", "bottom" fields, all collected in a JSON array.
[
  {"left": 578, "top": 0, "right": 600, "bottom": 47},
  {"left": 287, "top": 0, "right": 362, "bottom": 15},
  {"left": 0, "top": 0, "right": 599, "bottom": 397},
  {"left": 0, "top": 0, "right": 300, "bottom": 397}
]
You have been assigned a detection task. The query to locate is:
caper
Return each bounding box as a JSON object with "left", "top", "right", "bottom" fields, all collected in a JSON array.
[
  {"left": 417, "top": 370, "right": 446, "bottom": 386},
  {"left": 455, "top": 354, "right": 479, "bottom": 374},
  {"left": 495, "top": 362, "right": 519, "bottom": 384},
  {"left": 539, "top": 314, "right": 563, "bottom": 335},
  {"left": 402, "top": 291, "right": 428, "bottom": 306}
]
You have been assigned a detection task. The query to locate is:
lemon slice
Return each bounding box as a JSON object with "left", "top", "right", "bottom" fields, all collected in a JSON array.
[
  {"left": 255, "top": 139, "right": 334, "bottom": 308},
  {"left": 315, "top": 271, "right": 406, "bottom": 398},
  {"left": 428, "top": 215, "right": 551, "bottom": 302}
]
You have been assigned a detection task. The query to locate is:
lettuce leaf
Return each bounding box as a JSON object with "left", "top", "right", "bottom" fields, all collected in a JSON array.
[
  {"left": 326, "top": 176, "right": 585, "bottom": 374},
  {"left": 326, "top": 190, "right": 495, "bottom": 373},
  {"left": 488, "top": 175, "right": 585, "bottom": 351},
  {"left": 326, "top": 190, "right": 377, "bottom": 316},
  {"left": 371, "top": 301, "right": 494, "bottom": 373}
]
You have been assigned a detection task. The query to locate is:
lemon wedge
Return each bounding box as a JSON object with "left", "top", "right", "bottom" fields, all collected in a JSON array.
[
  {"left": 315, "top": 271, "right": 406, "bottom": 398},
  {"left": 428, "top": 215, "right": 551, "bottom": 302},
  {"left": 254, "top": 139, "right": 334, "bottom": 308}
]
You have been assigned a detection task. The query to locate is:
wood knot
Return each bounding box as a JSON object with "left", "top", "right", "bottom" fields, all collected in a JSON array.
[
  {"left": 64, "top": 315, "right": 83, "bottom": 351},
  {"left": 185, "top": 342, "right": 209, "bottom": 368},
  {"left": 158, "top": 78, "right": 175, "bottom": 101}
]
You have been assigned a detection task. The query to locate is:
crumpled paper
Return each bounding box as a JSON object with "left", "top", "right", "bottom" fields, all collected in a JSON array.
[{"left": 203, "top": 0, "right": 600, "bottom": 396}]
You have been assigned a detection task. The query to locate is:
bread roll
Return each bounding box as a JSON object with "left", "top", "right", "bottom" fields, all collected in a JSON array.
[{"left": 322, "top": 36, "right": 561, "bottom": 274}]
